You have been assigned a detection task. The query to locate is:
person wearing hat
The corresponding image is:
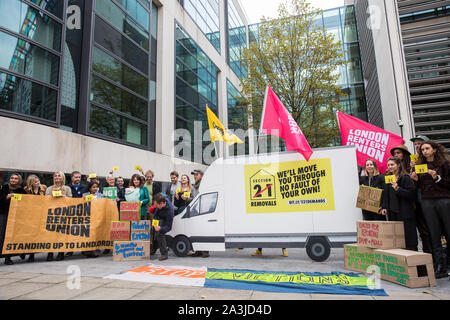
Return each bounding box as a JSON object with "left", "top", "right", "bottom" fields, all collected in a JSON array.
[
  {"left": 411, "top": 135, "right": 430, "bottom": 155},
  {"left": 390, "top": 144, "right": 412, "bottom": 174}
]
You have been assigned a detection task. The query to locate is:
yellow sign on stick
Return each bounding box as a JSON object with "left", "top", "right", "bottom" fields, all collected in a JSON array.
[
  {"left": 183, "top": 192, "right": 191, "bottom": 199},
  {"left": 52, "top": 190, "right": 63, "bottom": 197},
  {"left": 385, "top": 175, "right": 396, "bottom": 184},
  {"left": 113, "top": 166, "right": 119, "bottom": 172},
  {"left": 88, "top": 173, "right": 97, "bottom": 179},
  {"left": 415, "top": 164, "right": 428, "bottom": 174},
  {"left": 152, "top": 219, "right": 159, "bottom": 227},
  {"left": 134, "top": 165, "right": 142, "bottom": 171},
  {"left": 12, "top": 194, "right": 22, "bottom": 201},
  {"left": 410, "top": 154, "right": 419, "bottom": 162},
  {"left": 85, "top": 194, "right": 94, "bottom": 202}
]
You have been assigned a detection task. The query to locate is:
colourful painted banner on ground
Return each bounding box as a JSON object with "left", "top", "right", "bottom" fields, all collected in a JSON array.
[
  {"left": 244, "top": 158, "right": 335, "bottom": 213},
  {"left": 104, "top": 265, "right": 387, "bottom": 296}
]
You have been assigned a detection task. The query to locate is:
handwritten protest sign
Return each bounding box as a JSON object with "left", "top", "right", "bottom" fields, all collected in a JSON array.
[
  {"left": 356, "top": 185, "right": 383, "bottom": 213},
  {"left": 113, "top": 241, "right": 150, "bottom": 261},
  {"left": 131, "top": 231, "right": 151, "bottom": 241},
  {"left": 103, "top": 187, "right": 117, "bottom": 200},
  {"left": 131, "top": 220, "right": 151, "bottom": 232},
  {"left": 357, "top": 221, "right": 405, "bottom": 249},
  {"left": 110, "top": 221, "right": 130, "bottom": 241},
  {"left": 120, "top": 202, "right": 140, "bottom": 221}
]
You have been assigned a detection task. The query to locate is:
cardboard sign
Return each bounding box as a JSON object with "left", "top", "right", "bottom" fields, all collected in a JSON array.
[
  {"left": 85, "top": 194, "right": 94, "bottom": 202},
  {"left": 131, "top": 220, "right": 151, "bottom": 232},
  {"left": 12, "top": 194, "right": 22, "bottom": 201},
  {"left": 410, "top": 154, "right": 419, "bottom": 162},
  {"left": 385, "top": 175, "right": 396, "bottom": 184},
  {"left": 3, "top": 196, "right": 119, "bottom": 254},
  {"left": 357, "top": 221, "right": 405, "bottom": 249},
  {"left": 356, "top": 185, "right": 383, "bottom": 213},
  {"left": 103, "top": 187, "right": 117, "bottom": 200},
  {"left": 110, "top": 221, "right": 130, "bottom": 241},
  {"left": 120, "top": 202, "right": 141, "bottom": 221},
  {"left": 113, "top": 241, "right": 150, "bottom": 261},
  {"left": 134, "top": 165, "right": 142, "bottom": 171},
  {"left": 152, "top": 219, "right": 160, "bottom": 227},
  {"left": 113, "top": 166, "right": 119, "bottom": 172},
  {"left": 131, "top": 231, "right": 151, "bottom": 241},
  {"left": 415, "top": 164, "right": 428, "bottom": 174},
  {"left": 88, "top": 173, "right": 97, "bottom": 179},
  {"left": 52, "top": 190, "right": 63, "bottom": 197},
  {"left": 345, "top": 244, "right": 436, "bottom": 288}
]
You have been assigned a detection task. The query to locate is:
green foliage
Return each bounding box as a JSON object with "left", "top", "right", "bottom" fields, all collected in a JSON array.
[{"left": 241, "top": 0, "right": 347, "bottom": 148}]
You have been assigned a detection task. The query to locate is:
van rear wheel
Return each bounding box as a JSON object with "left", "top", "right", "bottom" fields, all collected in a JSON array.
[
  {"left": 306, "top": 237, "right": 331, "bottom": 262},
  {"left": 172, "top": 236, "right": 191, "bottom": 257}
]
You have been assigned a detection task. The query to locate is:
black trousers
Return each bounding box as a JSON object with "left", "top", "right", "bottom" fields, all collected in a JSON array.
[
  {"left": 362, "top": 210, "right": 386, "bottom": 221},
  {"left": 157, "top": 232, "right": 167, "bottom": 256},
  {"left": 414, "top": 201, "right": 433, "bottom": 253},
  {"left": 421, "top": 199, "right": 450, "bottom": 267}
]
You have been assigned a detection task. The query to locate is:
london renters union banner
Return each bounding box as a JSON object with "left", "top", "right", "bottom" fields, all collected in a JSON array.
[
  {"left": 2, "top": 195, "right": 119, "bottom": 254},
  {"left": 244, "top": 158, "right": 335, "bottom": 214}
]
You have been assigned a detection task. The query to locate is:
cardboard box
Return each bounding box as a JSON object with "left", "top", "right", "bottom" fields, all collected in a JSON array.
[
  {"left": 344, "top": 244, "right": 436, "bottom": 288},
  {"left": 356, "top": 185, "right": 383, "bottom": 213},
  {"left": 113, "top": 241, "right": 150, "bottom": 261},
  {"left": 110, "top": 221, "right": 130, "bottom": 241},
  {"left": 131, "top": 220, "right": 151, "bottom": 232},
  {"left": 131, "top": 231, "right": 151, "bottom": 241},
  {"left": 357, "top": 221, "right": 405, "bottom": 249},
  {"left": 120, "top": 202, "right": 141, "bottom": 221}
]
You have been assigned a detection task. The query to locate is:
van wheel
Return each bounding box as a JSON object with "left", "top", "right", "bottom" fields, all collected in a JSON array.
[
  {"left": 172, "top": 236, "right": 191, "bottom": 257},
  {"left": 306, "top": 237, "right": 331, "bottom": 262}
]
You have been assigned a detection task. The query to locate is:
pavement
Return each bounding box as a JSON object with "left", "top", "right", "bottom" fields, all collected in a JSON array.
[{"left": 0, "top": 248, "right": 449, "bottom": 300}]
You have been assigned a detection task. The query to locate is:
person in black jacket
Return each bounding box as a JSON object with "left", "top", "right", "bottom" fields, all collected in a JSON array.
[
  {"left": 359, "top": 159, "right": 386, "bottom": 221},
  {"left": 381, "top": 157, "right": 418, "bottom": 251},
  {"left": 152, "top": 193, "right": 174, "bottom": 261},
  {"left": 68, "top": 171, "right": 87, "bottom": 198},
  {"left": 0, "top": 173, "right": 26, "bottom": 265}
]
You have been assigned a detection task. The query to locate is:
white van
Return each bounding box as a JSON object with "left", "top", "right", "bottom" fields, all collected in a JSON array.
[{"left": 166, "top": 146, "right": 362, "bottom": 261}]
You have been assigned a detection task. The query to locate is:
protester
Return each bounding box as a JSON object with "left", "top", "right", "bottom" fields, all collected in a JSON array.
[
  {"left": 45, "top": 171, "right": 72, "bottom": 261},
  {"left": 0, "top": 174, "right": 26, "bottom": 265},
  {"left": 68, "top": 171, "right": 87, "bottom": 198},
  {"left": 82, "top": 181, "right": 103, "bottom": 199},
  {"left": 409, "top": 136, "right": 432, "bottom": 254},
  {"left": 411, "top": 141, "right": 450, "bottom": 279},
  {"left": 139, "top": 168, "right": 161, "bottom": 215},
  {"left": 116, "top": 176, "right": 126, "bottom": 210},
  {"left": 152, "top": 193, "right": 174, "bottom": 261},
  {"left": 251, "top": 248, "right": 288, "bottom": 257},
  {"left": 174, "top": 174, "right": 192, "bottom": 216},
  {"left": 391, "top": 144, "right": 412, "bottom": 173},
  {"left": 165, "top": 171, "right": 180, "bottom": 207},
  {"left": 381, "top": 157, "right": 418, "bottom": 252},
  {"left": 126, "top": 174, "right": 150, "bottom": 220},
  {"left": 23, "top": 174, "right": 47, "bottom": 262},
  {"left": 359, "top": 159, "right": 386, "bottom": 221}
]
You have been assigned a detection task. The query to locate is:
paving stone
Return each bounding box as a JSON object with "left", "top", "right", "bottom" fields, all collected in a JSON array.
[
  {"left": 0, "top": 272, "right": 42, "bottom": 280},
  {"left": 311, "top": 293, "right": 375, "bottom": 300},
  {"left": 0, "top": 282, "right": 53, "bottom": 300},
  {"left": 130, "top": 286, "right": 202, "bottom": 300},
  {"left": 14, "top": 282, "right": 105, "bottom": 300},
  {"left": 23, "top": 274, "right": 69, "bottom": 284},
  {"left": 0, "top": 278, "right": 23, "bottom": 286},
  {"left": 194, "top": 288, "right": 253, "bottom": 300},
  {"left": 70, "top": 287, "right": 143, "bottom": 300},
  {"left": 250, "top": 291, "right": 311, "bottom": 300},
  {"left": 374, "top": 290, "right": 440, "bottom": 300},
  {"left": 104, "top": 280, "right": 153, "bottom": 289}
]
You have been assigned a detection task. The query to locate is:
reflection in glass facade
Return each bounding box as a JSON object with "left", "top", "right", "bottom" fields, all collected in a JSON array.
[
  {"left": 89, "top": 0, "right": 153, "bottom": 148},
  {"left": 0, "top": 0, "right": 61, "bottom": 123},
  {"left": 227, "top": 0, "right": 247, "bottom": 78},
  {"left": 227, "top": 80, "right": 249, "bottom": 155},
  {"left": 177, "top": 0, "right": 221, "bottom": 53},
  {"left": 175, "top": 24, "right": 218, "bottom": 163}
]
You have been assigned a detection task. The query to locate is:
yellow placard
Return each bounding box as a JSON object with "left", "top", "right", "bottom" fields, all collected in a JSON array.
[
  {"left": 88, "top": 173, "right": 97, "bottom": 179},
  {"left": 113, "top": 166, "right": 119, "bottom": 172},
  {"left": 415, "top": 164, "right": 428, "bottom": 174},
  {"left": 244, "top": 158, "right": 335, "bottom": 214},
  {"left": 152, "top": 219, "right": 159, "bottom": 227},
  {"left": 183, "top": 192, "right": 191, "bottom": 199},
  {"left": 52, "top": 190, "right": 63, "bottom": 197},
  {"left": 410, "top": 154, "right": 419, "bottom": 162},
  {"left": 85, "top": 194, "right": 94, "bottom": 202},
  {"left": 134, "top": 165, "right": 142, "bottom": 171},
  {"left": 12, "top": 194, "right": 22, "bottom": 201},
  {"left": 385, "top": 175, "right": 396, "bottom": 184}
]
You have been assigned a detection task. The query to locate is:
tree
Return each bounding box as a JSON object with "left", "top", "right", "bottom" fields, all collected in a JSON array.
[{"left": 241, "top": 0, "right": 347, "bottom": 148}]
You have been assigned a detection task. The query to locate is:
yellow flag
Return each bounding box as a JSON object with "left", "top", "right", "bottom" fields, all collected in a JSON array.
[{"left": 206, "top": 106, "right": 244, "bottom": 146}]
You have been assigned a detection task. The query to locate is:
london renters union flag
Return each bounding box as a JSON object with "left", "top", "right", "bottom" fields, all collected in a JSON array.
[{"left": 337, "top": 111, "right": 404, "bottom": 173}]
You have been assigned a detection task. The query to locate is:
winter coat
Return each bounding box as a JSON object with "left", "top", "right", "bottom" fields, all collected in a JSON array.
[
  {"left": 153, "top": 199, "right": 174, "bottom": 235},
  {"left": 359, "top": 174, "right": 385, "bottom": 219},
  {"left": 381, "top": 174, "right": 418, "bottom": 248},
  {"left": 69, "top": 183, "right": 87, "bottom": 198},
  {"left": 415, "top": 160, "right": 450, "bottom": 199}
]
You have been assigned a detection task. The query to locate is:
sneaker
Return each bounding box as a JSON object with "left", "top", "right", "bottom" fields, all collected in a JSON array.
[
  {"left": 251, "top": 250, "right": 262, "bottom": 256},
  {"left": 28, "top": 254, "right": 35, "bottom": 263},
  {"left": 4, "top": 257, "right": 14, "bottom": 265},
  {"left": 188, "top": 252, "right": 203, "bottom": 257},
  {"left": 46, "top": 253, "right": 54, "bottom": 261},
  {"left": 158, "top": 255, "right": 168, "bottom": 261},
  {"left": 56, "top": 253, "right": 65, "bottom": 261},
  {"left": 282, "top": 249, "right": 289, "bottom": 257}
]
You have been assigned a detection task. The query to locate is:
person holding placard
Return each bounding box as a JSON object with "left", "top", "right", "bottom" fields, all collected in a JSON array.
[
  {"left": 0, "top": 173, "right": 26, "bottom": 265},
  {"left": 165, "top": 171, "right": 181, "bottom": 208},
  {"left": 174, "top": 174, "right": 193, "bottom": 216},
  {"left": 82, "top": 181, "right": 104, "bottom": 199},
  {"left": 45, "top": 172, "right": 72, "bottom": 262},
  {"left": 138, "top": 168, "right": 161, "bottom": 218},
  {"left": 126, "top": 174, "right": 150, "bottom": 220},
  {"left": 391, "top": 144, "right": 412, "bottom": 173},
  {"left": 380, "top": 157, "right": 418, "bottom": 251},
  {"left": 152, "top": 193, "right": 174, "bottom": 261},
  {"left": 68, "top": 171, "right": 87, "bottom": 199},
  {"left": 411, "top": 141, "right": 450, "bottom": 278},
  {"left": 359, "top": 159, "right": 386, "bottom": 221}
]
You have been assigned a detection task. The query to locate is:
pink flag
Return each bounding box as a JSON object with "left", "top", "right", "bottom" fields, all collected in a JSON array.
[
  {"left": 337, "top": 111, "right": 404, "bottom": 173},
  {"left": 261, "top": 86, "right": 313, "bottom": 161}
]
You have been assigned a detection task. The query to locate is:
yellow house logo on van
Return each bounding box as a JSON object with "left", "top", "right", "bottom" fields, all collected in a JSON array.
[{"left": 244, "top": 158, "right": 335, "bottom": 213}]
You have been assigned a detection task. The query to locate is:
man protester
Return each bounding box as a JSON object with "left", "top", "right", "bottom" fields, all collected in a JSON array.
[
  {"left": 152, "top": 193, "right": 174, "bottom": 261},
  {"left": 188, "top": 169, "right": 210, "bottom": 258},
  {"left": 165, "top": 171, "right": 180, "bottom": 211},
  {"left": 68, "top": 171, "right": 87, "bottom": 198},
  {"left": 139, "top": 168, "right": 161, "bottom": 218}
]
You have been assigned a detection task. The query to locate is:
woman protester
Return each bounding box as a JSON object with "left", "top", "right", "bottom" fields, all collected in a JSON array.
[
  {"left": 23, "top": 175, "right": 47, "bottom": 262},
  {"left": 174, "top": 174, "right": 193, "bottom": 216},
  {"left": 80, "top": 181, "right": 104, "bottom": 258},
  {"left": 0, "top": 174, "right": 26, "bottom": 265},
  {"left": 45, "top": 171, "right": 72, "bottom": 261},
  {"left": 126, "top": 174, "right": 150, "bottom": 220},
  {"left": 391, "top": 145, "right": 412, "bottom": 173},
  {"left": 410, "top": 141, "right": 450, "bottom": 279},
  {"left": 381, "top": 157, "right": 418, "bottom": 252},
  {"left": 359, "top": 159, "right": 386, "bottom": 221}
]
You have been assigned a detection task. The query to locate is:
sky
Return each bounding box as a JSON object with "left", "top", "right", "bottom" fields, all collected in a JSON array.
[{"left": 239, "top": 0, "right": 345, "bottom": 24}]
